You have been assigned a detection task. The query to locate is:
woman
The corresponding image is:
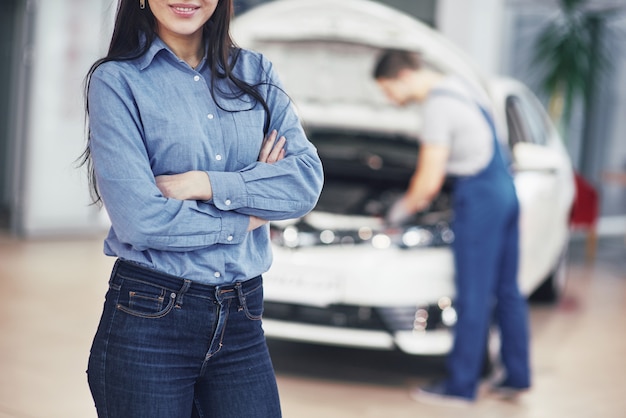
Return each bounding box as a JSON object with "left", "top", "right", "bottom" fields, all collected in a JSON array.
[{"left": 82, "top": 1, "right": 323, "bottom": 417}]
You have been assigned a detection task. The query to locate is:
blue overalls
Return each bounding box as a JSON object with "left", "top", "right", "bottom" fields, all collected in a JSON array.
[{"left": 432, "top": 90, "right": 531, "bottom": 399}]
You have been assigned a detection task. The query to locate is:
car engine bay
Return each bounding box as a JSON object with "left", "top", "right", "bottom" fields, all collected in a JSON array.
[{"left": 270, "top": 129, "right": 455, "bottom": 249}]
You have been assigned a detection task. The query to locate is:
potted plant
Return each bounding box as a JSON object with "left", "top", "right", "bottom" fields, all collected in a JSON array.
[{"left": 532, "top": 0, "right": 610, "bottom": 138}]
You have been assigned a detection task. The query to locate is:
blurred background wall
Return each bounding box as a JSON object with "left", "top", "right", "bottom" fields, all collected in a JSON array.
[
  {"left": 499, "top": 0, "right": 626, "bottom": 233},
  {"left": 0, "top": 0, "right": 112, "bottom": 236},
  {"left": 0, "top": 0, "right": 624, "bottom": 237}
]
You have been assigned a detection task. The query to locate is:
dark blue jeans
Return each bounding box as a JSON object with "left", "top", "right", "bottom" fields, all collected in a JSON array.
[{"left": 87, "top": 260, "right": 281, "bottom": 418}]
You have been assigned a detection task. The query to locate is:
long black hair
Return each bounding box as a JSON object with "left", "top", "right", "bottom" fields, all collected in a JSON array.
[{"left": 79, "top": 0, "right": 271, "bottom": 204}]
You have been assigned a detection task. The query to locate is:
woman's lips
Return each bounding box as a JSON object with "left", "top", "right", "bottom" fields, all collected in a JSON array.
[{"left": 170, "top": 4, "right": 200, "bottom": 17}]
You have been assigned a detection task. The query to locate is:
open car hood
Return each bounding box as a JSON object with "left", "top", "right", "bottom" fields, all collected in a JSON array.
[
  {"left": 232, "top": 0, "right": 487, "bottom": 137},
  {"left": 232, "top": 0, "right": 488, "bottom": 250}
]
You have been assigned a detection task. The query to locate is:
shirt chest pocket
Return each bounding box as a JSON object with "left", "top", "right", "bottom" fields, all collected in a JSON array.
[{"left": 231, "top": 109, "right": 266, "bottom": 166}]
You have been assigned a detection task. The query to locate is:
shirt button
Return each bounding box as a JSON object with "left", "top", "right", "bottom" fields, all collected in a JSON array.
[
  {"left": 214, "top": 272, "right": 221, "bottom": 278},
  {"left": 207, "top": 114, "right": 214, "bottom": 120},
  {"left": 227, "top": 235, "right": 233, "bottom": 242},
  {"left": 215, "top": 154, "right": 222, "bottom": 161},
  {"left": 193, "top": 75, "right": 200, "bottom": 81},
  {"left": 225, "top": 199, "right": 231, "bottom": 206}
]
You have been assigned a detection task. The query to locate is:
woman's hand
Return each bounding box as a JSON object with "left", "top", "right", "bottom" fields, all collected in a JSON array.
[
  {"left": 245, "top": 130, "right": 287, "bottom": 231},
  {"left": 155, "top": 171, "right": 212, "bottom": 201},
  {"left": 247, "top": 216, "right": 268, "bottom": 231},
  {"left": 156, "top": 130, "right": 286, "bottom": 229},
  {"left": 155, "top": 130, "right": 286, "bottom": 202},
  {"left": 258, "top": 129, "right": 286, "bottom": 163}
]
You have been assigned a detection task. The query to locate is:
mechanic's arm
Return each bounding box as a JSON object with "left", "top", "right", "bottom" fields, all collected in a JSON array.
[
  {"left": 406, "top": 143, "right": 449, "bottom": 211},
  {"left": 387, "top": 143, "right": 449, "bottom": 225}
]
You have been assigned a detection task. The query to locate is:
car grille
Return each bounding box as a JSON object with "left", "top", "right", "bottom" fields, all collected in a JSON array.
[
  {"left": 263, "top": 302, "right": 388, "bottom": 330},
  {"left": 378, "top": 306, "right": 445, "bottom": 331},
  {"left": 263, "top": 302, "right": 449, "bottom": 332}
]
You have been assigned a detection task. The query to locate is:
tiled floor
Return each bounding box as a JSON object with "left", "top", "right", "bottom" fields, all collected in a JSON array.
[{"left": 0, "top": 233, "right": 624, "bottom": 417}]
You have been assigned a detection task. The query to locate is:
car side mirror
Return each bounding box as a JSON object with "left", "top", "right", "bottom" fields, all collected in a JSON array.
[{"left": 511, "top": 142, "right": 560, "bottom": 173}]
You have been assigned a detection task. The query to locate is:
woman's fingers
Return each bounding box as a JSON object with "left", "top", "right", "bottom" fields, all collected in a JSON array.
[
  {"left": 267, "top": 135, "right": 286, "bottom": 163},
  {"left": 258, "top": 130, "right": 277, "bottom": 162},
  {"left": 258, "top": 130, "right": 286, "bottom": 164}
]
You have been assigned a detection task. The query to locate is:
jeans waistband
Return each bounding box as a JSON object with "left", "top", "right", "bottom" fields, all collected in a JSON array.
[{"left": 110, "top": 259, "right": 262, "bottom": 301}]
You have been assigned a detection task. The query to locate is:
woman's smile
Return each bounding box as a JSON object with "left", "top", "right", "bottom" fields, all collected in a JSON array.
[
  {"left": 170, "top": 3, "right": 201, "bottom": 18},
  {"left": 148, "top": 0, "right": 218, "bottom": 64}
]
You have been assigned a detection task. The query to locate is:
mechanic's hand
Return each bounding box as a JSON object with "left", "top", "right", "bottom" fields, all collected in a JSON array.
[
  {"left": 386, "top": 196, "right": 415, "bottom": 226},
  {"left": 258, "top": 129, "right": 286, "bottom": 163}
]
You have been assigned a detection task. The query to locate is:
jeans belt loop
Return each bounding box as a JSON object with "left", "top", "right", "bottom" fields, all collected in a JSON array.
[
  {"left": 235, "top": 282, "right": 245, "bottom": 312},
  {"left": 175, "top": 279, "right": 192, "bottom": 308}
]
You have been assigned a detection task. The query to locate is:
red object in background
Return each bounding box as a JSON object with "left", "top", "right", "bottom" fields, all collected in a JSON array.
[{"left": 569, "top": 172, "right": 599, "bottom": 261}]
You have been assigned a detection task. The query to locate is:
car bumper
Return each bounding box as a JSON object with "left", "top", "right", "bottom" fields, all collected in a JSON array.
[
  {"left": 262, "top": 318, "right": 454, "bottom": 356},
  {"left": 266, "top": 245, "right": 456, "bottom": 307}
]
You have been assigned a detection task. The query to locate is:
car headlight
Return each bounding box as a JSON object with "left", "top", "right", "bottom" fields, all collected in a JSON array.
[
  {"left": 270, "top": 220, "right": 454, "bottom": 249},
  {"left": 441, "top": 306, "right": 458, "bottom": 327},
  {"left": 402, "top": 227, "right": 434, "bottom": 247},
  {"left": 371, "top": 233, "right": 392, "bottom": 249},
  {"left": 282, "top": 226, "right": 300, "bottom": 247},
  {"left": 378, "top": 297, "right": 457, "bottom": 333}
]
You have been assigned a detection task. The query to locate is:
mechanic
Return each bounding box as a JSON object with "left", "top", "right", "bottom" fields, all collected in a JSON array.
[{"left": 372, "top": 49, "right": 531, "bottom": 405}]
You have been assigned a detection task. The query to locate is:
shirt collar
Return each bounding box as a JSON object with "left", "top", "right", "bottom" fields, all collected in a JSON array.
[
  {"left": 137, "top": 36, "right": 169, "bottom": 71},
  {"left": 137, "top": 35, "right": 208, "bottom": 71}
]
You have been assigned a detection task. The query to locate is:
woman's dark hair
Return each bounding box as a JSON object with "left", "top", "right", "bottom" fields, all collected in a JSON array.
[
  {"left": 372, "top": 49, "right": 422, "bottom": 80},
  {"left": 79, "top": 0, "right": 272, "bottom": 204}
]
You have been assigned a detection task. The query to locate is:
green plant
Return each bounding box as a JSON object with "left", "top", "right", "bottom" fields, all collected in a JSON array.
[{"left": 532, "top": 0, "right": 609, "bottom": 138}]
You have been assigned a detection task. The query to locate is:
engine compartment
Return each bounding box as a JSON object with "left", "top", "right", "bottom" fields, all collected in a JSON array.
[
  {"left": 270, "top": 129, "right": 455, "bottom": 249},
  {"left": 310, "top": 129, "right": 453, "bottom": 223}
]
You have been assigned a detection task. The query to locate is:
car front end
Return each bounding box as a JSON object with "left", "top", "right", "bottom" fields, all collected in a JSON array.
[{"left": 262, "top": 128, "right": 461, "bottom": 355}]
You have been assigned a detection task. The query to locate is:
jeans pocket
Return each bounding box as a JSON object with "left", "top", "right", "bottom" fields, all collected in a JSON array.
[
  {"left": 115, "top": 278, "right": 176, "bottom": 319},
  {"left": 240, "top": 284, "right": 264, "bottom": 321}
]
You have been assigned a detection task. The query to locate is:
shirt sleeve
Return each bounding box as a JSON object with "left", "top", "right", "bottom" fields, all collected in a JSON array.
[
  {"left": 420, "top": 95, "right": 461, "bottom": 146},
  {"left": 88, "top": 66, "right": 249, "bottom": 252},
  {"left": 208, "top": 55, "right": 324, "bottom": 221}
]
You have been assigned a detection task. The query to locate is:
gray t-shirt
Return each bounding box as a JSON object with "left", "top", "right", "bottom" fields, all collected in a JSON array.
[{"left": 420, "top": 77, "right": 493, "bottom": 176}]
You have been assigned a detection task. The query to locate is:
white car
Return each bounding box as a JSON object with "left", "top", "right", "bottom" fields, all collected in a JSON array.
[{"left": 232, "top": 0, "right": 575, "bottom": 356}]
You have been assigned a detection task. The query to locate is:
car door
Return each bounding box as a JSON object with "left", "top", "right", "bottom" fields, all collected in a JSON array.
[{"left": 506, "top": 87, "right": 575, "bottom": 295}]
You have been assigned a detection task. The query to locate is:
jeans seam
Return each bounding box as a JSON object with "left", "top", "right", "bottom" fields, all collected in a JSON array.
[
  {"left": 115, "top": 291, "right": 176, "bottom": 319},
  {"left": 202, "top": 299, "right": 230, "bottom": 371},
  {"left": 95, "top": 285, "right": 123, "bottom": 417},
  {"left": 115, "top": 272, "right": 178, "bottom": 294},
  {"left": 238, "top": 283, "right": 263, "bottom": 321},
  {"left": 193, "top": 397, "right": 206, "bottom": 418}
]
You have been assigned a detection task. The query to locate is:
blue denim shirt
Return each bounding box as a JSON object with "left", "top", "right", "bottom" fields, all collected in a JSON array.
[{"left": 88, "top": 37, "right": 323, "bottom": 284}]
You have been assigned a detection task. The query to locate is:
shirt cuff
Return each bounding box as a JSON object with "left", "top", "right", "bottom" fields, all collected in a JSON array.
[
  {"left": 207, "top": 171, "right": 247, "bottom": 211},
  {"left": 219, "top": 210, "right": 249, "bottom": 245}
]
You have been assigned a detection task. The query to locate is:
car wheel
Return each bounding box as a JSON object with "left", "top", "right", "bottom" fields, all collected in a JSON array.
[{"left": 529, "top": 248, "right": 569, "bottom": 303}]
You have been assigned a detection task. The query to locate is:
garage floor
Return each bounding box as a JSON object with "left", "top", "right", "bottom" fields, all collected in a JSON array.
[{"left": 0, "top": 233, "right": 624, "bottom": 418}]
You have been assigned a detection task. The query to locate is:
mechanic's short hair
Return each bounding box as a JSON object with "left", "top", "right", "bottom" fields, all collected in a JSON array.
[{"left": 373, "top": 49, "right": 422, "bottom": 80}]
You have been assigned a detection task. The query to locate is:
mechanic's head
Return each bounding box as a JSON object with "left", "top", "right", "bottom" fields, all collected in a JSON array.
[{"left": 373, "top": 49, "right": 437, "bottom": 105}]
